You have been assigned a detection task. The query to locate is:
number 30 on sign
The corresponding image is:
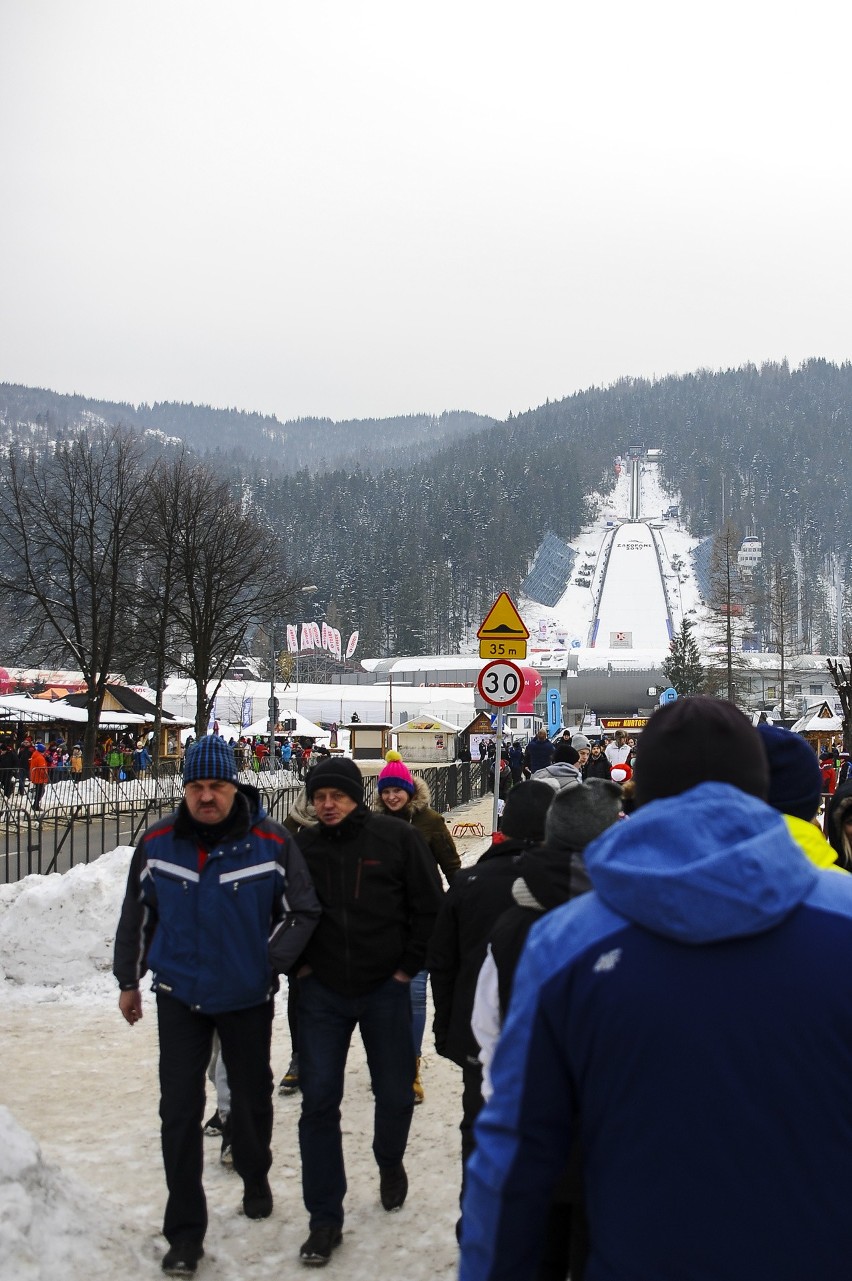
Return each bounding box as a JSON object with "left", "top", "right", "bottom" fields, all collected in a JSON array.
[{"left": 477, "top": 659, "right": 525, "bottom": 707}]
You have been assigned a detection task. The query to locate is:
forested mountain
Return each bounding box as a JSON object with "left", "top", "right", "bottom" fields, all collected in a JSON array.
[
  {"left": 0, "top": 383, "right": 493, "bottom": 475},
  {"left": 1, "top": 360, "right": 850, "bottom": 661}
]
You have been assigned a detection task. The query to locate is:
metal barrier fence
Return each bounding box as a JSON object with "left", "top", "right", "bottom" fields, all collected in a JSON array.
[{"left": 0, "top": 761, "right": 489, "bottom": 884}]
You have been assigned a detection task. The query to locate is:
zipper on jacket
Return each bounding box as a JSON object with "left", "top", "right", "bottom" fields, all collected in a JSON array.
[{"left": 340, "top": 853, "right": 352, "bottom": 988}]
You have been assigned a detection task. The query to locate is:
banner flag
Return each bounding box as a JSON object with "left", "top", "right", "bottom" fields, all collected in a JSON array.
[
  {"left": 286, "top": 625, "right": 298, "bottom": 652},
  {"left": 300, "top": 623, "right": 314, "bottom": 651},
  {"left": 346, "top": 630, "right": 360, "bottom": 659}
]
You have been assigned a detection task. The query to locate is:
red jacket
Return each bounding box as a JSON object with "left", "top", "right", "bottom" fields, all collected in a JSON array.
[{"left": 29, "top": 750, "right": 49, "bottom": 785}]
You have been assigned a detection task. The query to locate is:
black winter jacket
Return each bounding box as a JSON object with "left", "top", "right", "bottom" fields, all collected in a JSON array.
[
  {"left": 428, "top": 835, "right": 540, "bottom": 1068},
  {"left": 295, "top": 805, "right": 444, "bottom": 997}
]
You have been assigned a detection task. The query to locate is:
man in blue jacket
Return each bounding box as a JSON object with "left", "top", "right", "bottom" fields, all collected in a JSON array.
[
  {"left": 461, "top": 697, "right": 852, "bottom": 1281},
  {"left": 114, "top": 736, "right": 320, "bottom": 1278}
]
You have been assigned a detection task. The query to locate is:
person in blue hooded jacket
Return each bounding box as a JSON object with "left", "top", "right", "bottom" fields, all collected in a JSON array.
[
  {"left": 114, "top": 736, "right": 321, "bottom": 1278},
  {"left": 461, "top": 697, "right": 852, "bottom": 1281}
]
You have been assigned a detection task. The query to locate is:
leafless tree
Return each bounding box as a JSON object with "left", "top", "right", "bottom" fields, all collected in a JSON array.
[
  {"left": 827, "top": 656, "right": 852, "bottom": 752},
  {"left": 705, "top": 520, "right": 751, "bottom": 703},
  {"left": 764, "top": 559, "right": 801, "bottom": 719},
  {"left": 0, "top": 428, "right": 150, "bottom": 767},
  {"left": 161, "top": 467, "right": 299, "bottom": 736},
  {"left": 130, "top": 445, "right": 198, "bottom": 769}
]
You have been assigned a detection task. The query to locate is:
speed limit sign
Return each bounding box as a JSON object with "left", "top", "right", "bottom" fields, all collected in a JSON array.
[{"left": 477, "top": 659, "right": 525, "bottom": 707}]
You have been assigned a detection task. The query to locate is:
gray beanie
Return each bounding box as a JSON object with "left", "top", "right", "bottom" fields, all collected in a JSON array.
[
  {"left": 544, "top": 778, "right": 622, "bottom": 852},
  {"left": 571, "top": 733, "right": 591, "bottom": 752}
]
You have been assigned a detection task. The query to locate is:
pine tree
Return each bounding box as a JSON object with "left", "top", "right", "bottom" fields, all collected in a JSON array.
[{"left": 661, "top": 618, "right": 705, "bottom": 696}]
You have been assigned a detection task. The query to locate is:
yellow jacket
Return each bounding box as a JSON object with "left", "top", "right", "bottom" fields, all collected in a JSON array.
[{"left": 784, "top": 814, "right": 846, "bottom": 873}]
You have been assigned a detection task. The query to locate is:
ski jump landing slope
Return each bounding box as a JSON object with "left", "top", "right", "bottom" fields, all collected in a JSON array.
[{"left": 589, "top": 521, "right": 673, "bottom": 648}]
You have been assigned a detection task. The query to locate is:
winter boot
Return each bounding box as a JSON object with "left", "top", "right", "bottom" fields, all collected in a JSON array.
[{"left": 279, "top": 1053, "right": 300, "bottom": 1094}]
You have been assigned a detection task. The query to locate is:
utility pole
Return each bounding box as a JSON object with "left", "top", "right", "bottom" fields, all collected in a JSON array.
[{"left": 268, "top": 629, "right": 279, "bottom": 768}]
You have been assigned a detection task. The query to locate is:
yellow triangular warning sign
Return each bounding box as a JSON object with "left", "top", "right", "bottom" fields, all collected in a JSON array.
[{"left": 477, "top": 592, "right": 530, "bottom": 640}]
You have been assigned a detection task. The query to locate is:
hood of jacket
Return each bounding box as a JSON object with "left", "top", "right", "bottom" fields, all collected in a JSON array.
[
  {"left": 286, "top": 785, "right": 316, "bottom": 830},
  {"left": 531, "top": 762, "right": 582, "bottom": 790},
  {"left": 373, "top": 774, "right": 431, "bottom": 818},
  {"left": 510, "top": 847, "right": 592, "bottom": 912},
  {"left": 582, "top": 781, "right": 817, "bottom": 944}
]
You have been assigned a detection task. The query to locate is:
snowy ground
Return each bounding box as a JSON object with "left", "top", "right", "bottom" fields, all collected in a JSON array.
[
  {"left": 0, "top": 795, "right": 496, "bottom": 1281},
  {"left": 519, "top": 459, "right": 702, "bottom": 651}
]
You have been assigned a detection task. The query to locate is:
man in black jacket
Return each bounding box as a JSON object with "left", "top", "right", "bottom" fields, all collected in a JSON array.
[
  {"left": 427, "top": 782, "right": 554, "bottom": 1227},
  {"left": 293, "top": 756, "right": 444, "bottom": 1267},
  {"left": 582, "top": 740, "right": 612, "bottom": 781}
]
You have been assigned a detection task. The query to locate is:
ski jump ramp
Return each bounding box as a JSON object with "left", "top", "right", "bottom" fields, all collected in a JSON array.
[{"left": 589, "top": 521, "right": 674, "bottom": 649}]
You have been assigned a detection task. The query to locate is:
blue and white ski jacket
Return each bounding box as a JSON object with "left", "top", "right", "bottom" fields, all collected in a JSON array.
[
  {"left": 461, "top": 782, "right": 852, "bottom": 1281},
  {"left": 114, "top": 786, "right": 320, "bottom": 1013}
]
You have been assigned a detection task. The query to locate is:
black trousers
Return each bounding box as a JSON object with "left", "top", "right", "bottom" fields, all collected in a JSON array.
[{"left": 156, "top": 993, "right": 274, "bottom": 1245}]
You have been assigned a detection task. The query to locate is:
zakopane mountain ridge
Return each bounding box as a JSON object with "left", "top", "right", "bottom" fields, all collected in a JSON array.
[{"left": 1, "top": 358, "right": 850, "bottom": 660}]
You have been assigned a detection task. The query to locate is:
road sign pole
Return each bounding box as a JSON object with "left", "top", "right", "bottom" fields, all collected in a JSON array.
[{"left": 491, "top": 707, "right": 504, "bottom": 837}]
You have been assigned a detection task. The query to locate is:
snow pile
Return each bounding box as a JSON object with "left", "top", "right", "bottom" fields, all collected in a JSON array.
[
  {"left": 0, "top": 848, "right": 134, "bottom": 1001},
  {"left": 0, "top": 1107, "right": 140, "bottom": 1281}
]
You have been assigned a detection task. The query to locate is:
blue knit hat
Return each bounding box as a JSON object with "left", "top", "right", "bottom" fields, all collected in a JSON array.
[
  {"left": 756, "top": 722, "right": 822, "bottom": 821},
  {"left": 183, "top": 737, "right": 238, "bottom": 785}
]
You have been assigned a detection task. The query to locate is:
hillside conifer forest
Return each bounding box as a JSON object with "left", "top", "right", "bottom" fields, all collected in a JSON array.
[{"left": 1, "top": 358, "right": 850, "bottom": 663}]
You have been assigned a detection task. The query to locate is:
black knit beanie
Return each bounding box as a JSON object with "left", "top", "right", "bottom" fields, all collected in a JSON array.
[
  {"left": 553, "top": 741, "right": 580, "bottom": 765},
  {"left": 633, "top": 696, "right": 769, "bottom": 806},
  {"left": 305, "top": 755, "right": 364, "bottom": 804},
  {"left": 500, "top": 780, "right": 555, "bottom": 842}
]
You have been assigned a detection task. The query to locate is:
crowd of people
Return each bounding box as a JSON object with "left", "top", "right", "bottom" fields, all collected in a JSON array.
[
  {"left": 0, "top": 733, "right": 85, "bottom": 807},
  {"left": 111, "top": 704, "right": 852, "bottom": 1279},
  {"left": 230, "top": 735, "right": 321, "bottom": 779}
]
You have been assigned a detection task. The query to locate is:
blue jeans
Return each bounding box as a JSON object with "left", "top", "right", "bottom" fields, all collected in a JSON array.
[
  {"left": 410, "top": 968, "right": 428, "bottom": 1058},
  {"left": 298, "top": 973, "right": 415, "bottom": 1229}
]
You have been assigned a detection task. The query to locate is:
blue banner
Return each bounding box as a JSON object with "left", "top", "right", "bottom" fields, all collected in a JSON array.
[{"left": 547, "top": 687, "right": 562, "bottom": 738}]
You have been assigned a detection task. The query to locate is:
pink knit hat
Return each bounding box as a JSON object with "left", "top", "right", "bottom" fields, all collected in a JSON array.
[{"left": 377, "top": 751, "right": 416, "bottom": 795}]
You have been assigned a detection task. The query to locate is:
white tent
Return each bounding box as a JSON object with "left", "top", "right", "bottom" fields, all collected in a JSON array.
[{"left": 244, "top": 710, "right": 327, "bottom": 739}]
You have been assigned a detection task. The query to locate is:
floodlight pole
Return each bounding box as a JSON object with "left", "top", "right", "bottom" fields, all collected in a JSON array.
[{"left": 269, "top": 628, "right": 276, "bottom": 768}]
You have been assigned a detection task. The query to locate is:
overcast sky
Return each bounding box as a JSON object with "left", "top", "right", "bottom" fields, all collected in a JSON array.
[{"left": 1, "top": 1, "right": 850, "bottom": 424}]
